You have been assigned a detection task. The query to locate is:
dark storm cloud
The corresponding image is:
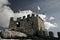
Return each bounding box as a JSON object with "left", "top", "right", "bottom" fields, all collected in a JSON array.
[
  {"left": 8, "top": 0, "right": 41, "bottom": 12},
  {"left": 8, "top": 0, "right": 60, "bottom": 26}
]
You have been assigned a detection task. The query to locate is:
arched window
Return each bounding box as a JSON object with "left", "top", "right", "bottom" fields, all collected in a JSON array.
[{"left": 16, "top": 22, "right": 20, "bottom": 27}]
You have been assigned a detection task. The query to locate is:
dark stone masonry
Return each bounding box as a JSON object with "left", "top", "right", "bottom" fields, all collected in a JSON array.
[{"left": 0, "top": 14, "right": 60, "bottom": 40}]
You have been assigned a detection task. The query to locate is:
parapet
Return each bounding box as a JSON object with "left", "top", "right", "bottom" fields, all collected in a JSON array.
[{"left": 10, "top": 14, "right": 44, "bottom": 22}]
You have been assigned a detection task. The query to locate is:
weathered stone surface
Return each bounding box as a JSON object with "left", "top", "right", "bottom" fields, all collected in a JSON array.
[{"left": 9, "top": 14, "right": 47, "bottom": 36}]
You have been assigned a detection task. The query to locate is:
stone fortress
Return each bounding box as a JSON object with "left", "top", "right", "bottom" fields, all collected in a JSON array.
[
  {"left": 9, "top": 14, "right": 47, "bottom": 36},
  {"left": 0, "top": 14, "right": 60, "bottom": 40}
]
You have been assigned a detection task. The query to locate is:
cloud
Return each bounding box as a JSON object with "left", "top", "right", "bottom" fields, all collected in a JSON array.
[
  {"left": 49, "top": 16, "right": 55, "bottom": 20},
  {"left": 0, "top": 6, "right": 14, "bottom": 28},
  {"left": 0, "top": 0, "right": 9, "bottom": 7},
  {"left": 0, "top": 0, "right": 14, "bottom": 28},
  {"left": 44, "top": 22, "right": 57, "bottom": 30}
]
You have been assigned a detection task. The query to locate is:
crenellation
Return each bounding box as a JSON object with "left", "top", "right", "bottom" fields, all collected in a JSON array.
[
  {"left": 16, "top": 14, "right": 44, "bottom": 22},
  {"left": 27, "top": 14, "right": 30, "bottom": 18},
  {"left": 49, "top": 31, "right": 54, "bottom": 37},
  {"left": 48, "top": 32, "right": 54, "bottom": 40},
  {"left": 23, "top": 16, "right": 26, "bottom": 19},
  {"left": 57, "top": 32, "right": 60, "bottom": 38},
  {"left": 32, "top": 14, "right": 35, "bottom": 17}
]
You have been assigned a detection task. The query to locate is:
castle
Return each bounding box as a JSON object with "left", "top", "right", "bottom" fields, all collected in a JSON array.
[
  {"left": 9, "top": 14, "right": 47, "bottom": 36},
  {"left": 0, "top": 14, "right": 60, "bottom": 40}
]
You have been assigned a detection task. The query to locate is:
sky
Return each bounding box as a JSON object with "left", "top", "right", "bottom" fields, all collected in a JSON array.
[{"left": 0, "top": 0, "right": 60, "bottom": 37}]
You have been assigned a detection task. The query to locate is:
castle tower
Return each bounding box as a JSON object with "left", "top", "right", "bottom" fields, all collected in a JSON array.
[{"left": 9, "top": 14, "right": 47, "bottom": 36}]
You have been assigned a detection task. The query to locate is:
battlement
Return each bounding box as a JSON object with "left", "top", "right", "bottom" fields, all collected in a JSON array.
[
  {"left": 47, "top": 31, "right": 60, "bottom": 39},
  {"left": 37, "top": 31, "right": 60, "bottom": 40},
  {"left": 10, "top": 14, "right": 44, "bottom": 22}
]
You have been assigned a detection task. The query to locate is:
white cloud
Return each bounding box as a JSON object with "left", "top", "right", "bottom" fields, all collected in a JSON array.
[
  {"left": 0, "top": 0, "right": 14, "bottom": 28},
  {"left": 44, "top": 22, "right": 57, "bottom": 30},
  {"left": 49, "top": 16, "right": 55, "bottom": 20},
  {"left": 0, "top": 0, "right": 9, "bottom": 7},
  {"left": 0, "top": 6, "right": 14, "bottom": 28}
]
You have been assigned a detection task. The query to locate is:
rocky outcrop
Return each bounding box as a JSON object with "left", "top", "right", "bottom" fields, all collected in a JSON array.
[{"left": 1, "top": 29, "right": 27, "bottom": 38}]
